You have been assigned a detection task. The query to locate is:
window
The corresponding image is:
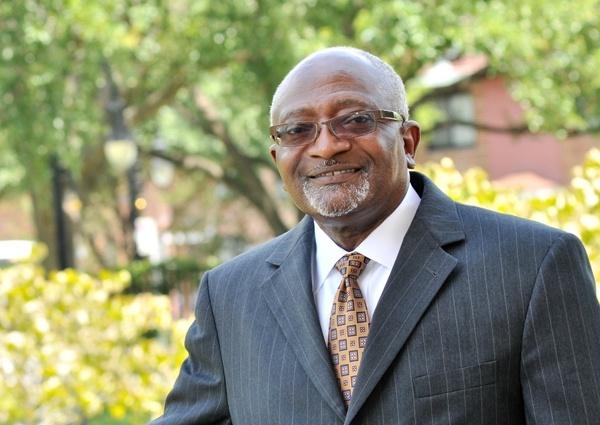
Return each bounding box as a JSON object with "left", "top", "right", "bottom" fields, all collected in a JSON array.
[{"left": 429, "top": 92, "right": 476, "bottom": 149}]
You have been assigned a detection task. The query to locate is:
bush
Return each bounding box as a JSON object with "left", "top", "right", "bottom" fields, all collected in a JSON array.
[
  {"left": 124, "top": 256, "right": 213, "bottom": 295},
  {"left": 0, "top": 262, "right": 190, "bottom": 424}
]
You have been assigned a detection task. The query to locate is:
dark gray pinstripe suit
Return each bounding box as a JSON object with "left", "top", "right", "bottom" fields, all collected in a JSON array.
[{"left": 153, "top": 172, "right": 600, "bottom": 424}]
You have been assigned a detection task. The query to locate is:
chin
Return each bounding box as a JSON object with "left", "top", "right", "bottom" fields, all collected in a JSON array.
[
  {"left": 314, "top": 204, "right": 360, "bottom": 218},
  {"left": 303, "top": 182, "right": 370, "bottom": 218}
]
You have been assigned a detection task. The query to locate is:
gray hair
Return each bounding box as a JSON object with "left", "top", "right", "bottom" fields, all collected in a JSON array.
[{"left": 270, "top": 46, "right": 409, "bottom": 124}]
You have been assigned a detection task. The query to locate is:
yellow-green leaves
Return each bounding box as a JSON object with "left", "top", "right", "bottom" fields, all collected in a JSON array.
[{"left": 0, "top": 264, "right": 191, "bottom": 424}]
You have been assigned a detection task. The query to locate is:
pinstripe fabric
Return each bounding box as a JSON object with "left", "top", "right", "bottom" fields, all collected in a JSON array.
[{"left": 152, "top": 172, "right": 600, "bottom": 425}]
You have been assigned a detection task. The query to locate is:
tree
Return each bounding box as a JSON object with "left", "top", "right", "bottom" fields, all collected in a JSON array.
[
  {"left": 1, "top": 0, "right": 598, "bottom": 269},
  {"left": 349, "top": 0, "right": 600, "bottom": 135}
]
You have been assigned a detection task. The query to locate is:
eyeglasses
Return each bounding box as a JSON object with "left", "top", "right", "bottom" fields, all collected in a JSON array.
[{"left": 269, "top": 110, "right": 405, "bottom": 147}]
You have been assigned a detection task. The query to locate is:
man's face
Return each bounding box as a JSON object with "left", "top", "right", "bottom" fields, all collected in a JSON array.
[{"left": 270, "top": 52, "right": 419, "bottom": 228}]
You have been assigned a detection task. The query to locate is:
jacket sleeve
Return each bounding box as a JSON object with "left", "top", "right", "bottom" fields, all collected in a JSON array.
[
  {"left": 521, "top": 233, "right": 600, "bottom": 424},
  {"left": 151, "top": 272, "right": 231, "bottom": 424}
]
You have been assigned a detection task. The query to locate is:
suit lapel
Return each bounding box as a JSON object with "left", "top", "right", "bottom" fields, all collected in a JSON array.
[
  {"left": 260, "top": 217, "right": 347, "bottom": 421},
  {"left": 346, "top": 173, "right": 465, "bottom": 423}
]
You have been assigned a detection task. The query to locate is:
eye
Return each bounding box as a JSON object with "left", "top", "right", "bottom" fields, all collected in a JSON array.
[
  {"left": 340, "top": 112, "right": 375, "bottom": 129},
  {"left": 275, "top": 122, "right": 316, "bottom": 145},
  {"left": 281, "top": 123, "right": 313, "bottom": 136}
]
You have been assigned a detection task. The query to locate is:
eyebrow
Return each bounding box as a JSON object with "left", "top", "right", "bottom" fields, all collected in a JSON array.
[
  {"left": 278, "top": 98, "right": 376, "bottom": 124},
  {"left": 332, "top": 98, "right": 373, "bottom": 109}
]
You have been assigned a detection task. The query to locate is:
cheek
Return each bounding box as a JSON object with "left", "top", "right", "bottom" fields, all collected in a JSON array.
[
  {"left": 369, "top": 128, "right": 403, "bottom": 160},
  {"left": 368, "top": 142, "right": 403, "bottom": 170},
  {"left": 275, "top": 152, "right": 303, "bottom": 186},
  {"left": 369, "top": 149, "right": 405, "bottom": 184}
]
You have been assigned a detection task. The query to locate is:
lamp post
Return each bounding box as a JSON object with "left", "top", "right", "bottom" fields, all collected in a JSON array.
[
  {"left": 103, "top": 61, "right": 142, "bottom": 260},
  {"left": 51, "top": 155, "right": 74, "bottom": 269},
  {"left": 104, "top": 135, "right": 141, "bottom": 259}
]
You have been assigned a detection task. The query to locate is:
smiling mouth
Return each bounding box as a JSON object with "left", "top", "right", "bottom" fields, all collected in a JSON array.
[{"left": 311, "top": 168, "right": 360, "bottom": 178}]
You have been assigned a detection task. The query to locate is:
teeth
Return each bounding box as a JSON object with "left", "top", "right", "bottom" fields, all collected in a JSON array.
[{"left": 317, "top": 169, "right": 355, "bottom": 177}]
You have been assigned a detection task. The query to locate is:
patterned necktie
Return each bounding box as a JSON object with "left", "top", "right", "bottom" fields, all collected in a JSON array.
[{"left": 328, "top": 252, "right": 371, "bottom": 407}]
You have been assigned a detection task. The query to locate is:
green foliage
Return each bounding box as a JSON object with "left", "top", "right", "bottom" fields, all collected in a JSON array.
[
  {"left": 1, "top": 0, "right": 599, "bottom": 268},
  {"left": 124, "top": 256, "right": 217, "bottom": 294},
  {"left": 353, "top": 0, "right": 600, "bottom": 133},
  {"left": 0, "top": 260, "right": 190, "bottom": 424}
]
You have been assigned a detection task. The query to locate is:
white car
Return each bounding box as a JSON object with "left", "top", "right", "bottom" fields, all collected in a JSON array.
[{"left": 0, "top": 240, "right": 35, "bottom": 266}]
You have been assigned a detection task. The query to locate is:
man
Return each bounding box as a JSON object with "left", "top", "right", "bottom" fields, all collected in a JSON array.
[{"left": 153, "top": 47, "right": 600, "bottom": 424}]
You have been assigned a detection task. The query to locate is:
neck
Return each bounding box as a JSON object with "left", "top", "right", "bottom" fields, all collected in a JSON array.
[{"left": 315, "top": 216, "right": 387, "bottom": 251}]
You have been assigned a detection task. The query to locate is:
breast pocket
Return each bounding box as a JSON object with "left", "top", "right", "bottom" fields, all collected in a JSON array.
[{"left": 412, "top": 360, "right": 496, "bottom": 398}]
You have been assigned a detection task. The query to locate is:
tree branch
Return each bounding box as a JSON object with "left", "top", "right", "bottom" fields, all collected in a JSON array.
[
  {"left": 140, "top": 147, "right": 224, "bottom": 180},
  {"left": 141, "top": 146, "right": 290, "bottom": 235},
  {"left": 421, "top": 119, "right": 600, "bottom": 136},
  {"left": 128, "top": 69, "right": 188, "bottom": 125},
  {"left": 122, "top": 62, "right": 153, "bottom": 106},
  {"left": 421, "top": 119, "right": 529, "bottom": 136},
  {"left": 191, "top": 87, "right": 239, "bottom": 150},
  {"left": 146, "top": 90, "right": 290, "bottom": 234},
  {"left": 563, "top": 125, "right": 600, "bottom": 137}
]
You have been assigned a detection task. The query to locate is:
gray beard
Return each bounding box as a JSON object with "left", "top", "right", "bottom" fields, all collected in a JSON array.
[{"left": 302, "top": 171, "right": 370, "bottom": 217}]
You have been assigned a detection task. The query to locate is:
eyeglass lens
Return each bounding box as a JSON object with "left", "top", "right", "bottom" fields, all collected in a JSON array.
[{"left": 277, "top": 111, "right": 377, "bottom": 146}]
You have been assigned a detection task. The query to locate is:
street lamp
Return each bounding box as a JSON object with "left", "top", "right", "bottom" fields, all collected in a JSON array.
[
  {"left": 51, "top": 155, "right": 74, "bottom": 269},
  {"left": 104, "top": 137, "right": 138, "bottom": 174},
  {"left": 103, "top": 60, "right": 143, "bottom": 260},
  {"left": 104, "top": 136, "right": 142, "bottom": 260}
]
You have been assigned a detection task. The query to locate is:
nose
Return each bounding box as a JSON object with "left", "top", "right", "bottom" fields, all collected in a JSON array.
[{"left": 306, "top": 123, "right": 351, "bottom": 159}]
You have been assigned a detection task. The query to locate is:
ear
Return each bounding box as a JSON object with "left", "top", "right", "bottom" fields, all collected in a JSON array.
[
  {"left": 401, "top": 120, "right": 420, "bottom": 169},
  {"left": 269, "top": 144, "right": 278, "bottom": 162}
]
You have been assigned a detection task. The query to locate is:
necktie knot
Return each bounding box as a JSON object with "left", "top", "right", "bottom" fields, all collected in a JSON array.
[{"left": 335, "top": 252, "right": 370, "bottom": 282}]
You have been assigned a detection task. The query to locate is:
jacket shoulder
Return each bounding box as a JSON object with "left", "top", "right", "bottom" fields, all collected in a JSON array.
[
  {"left": 207, "top": 218, "right": 313, "bottom": 280},
  {"left": 455, "top": 202, "right": 566, "bottom": 238}
]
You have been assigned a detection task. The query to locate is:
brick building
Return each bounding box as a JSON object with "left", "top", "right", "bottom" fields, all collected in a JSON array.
[{"left": 417, "top": 55, "right": 600, "bottom": 190}]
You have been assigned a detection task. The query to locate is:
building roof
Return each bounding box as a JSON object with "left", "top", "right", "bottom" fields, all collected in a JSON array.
[{"left": 419, "top": 54, "right": 489, "bottom": 88}]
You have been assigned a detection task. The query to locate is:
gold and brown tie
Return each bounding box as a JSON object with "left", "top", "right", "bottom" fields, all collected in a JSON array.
[{"left": 328, "top": 252, "right": 371, "bottom": 407}]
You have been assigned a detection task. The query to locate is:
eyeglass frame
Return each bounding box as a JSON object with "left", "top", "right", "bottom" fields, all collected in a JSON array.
[{"left": 269, "top": 109, "right": 406, "bottom": 147}]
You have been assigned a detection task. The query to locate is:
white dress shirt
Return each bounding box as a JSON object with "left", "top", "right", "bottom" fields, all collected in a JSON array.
[{"left": 311, "top": 183, "right": 421, "bottom": 342}]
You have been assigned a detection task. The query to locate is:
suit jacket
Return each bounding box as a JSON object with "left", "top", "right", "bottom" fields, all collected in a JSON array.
[{"left": 152, "top": 172, "right": 600, "bottom": 425}]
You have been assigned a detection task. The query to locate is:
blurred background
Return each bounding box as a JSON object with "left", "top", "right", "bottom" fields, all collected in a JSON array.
[{"left": 0, "top": 0, "right": 598, "bottom": 423}]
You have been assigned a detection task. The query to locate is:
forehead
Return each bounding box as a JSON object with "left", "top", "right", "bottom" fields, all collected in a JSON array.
[{"left": 273, "top": 53, "right": 388, "bottom": 123}]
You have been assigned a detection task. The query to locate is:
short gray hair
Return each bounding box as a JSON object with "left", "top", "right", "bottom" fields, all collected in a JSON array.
[{"left": 270, "top": 47, "right": 409, "bottom": 124}]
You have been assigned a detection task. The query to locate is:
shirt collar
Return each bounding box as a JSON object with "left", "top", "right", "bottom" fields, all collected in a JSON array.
[{"left": 313, "top": 182, "right": 421, "bottom": 289}]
